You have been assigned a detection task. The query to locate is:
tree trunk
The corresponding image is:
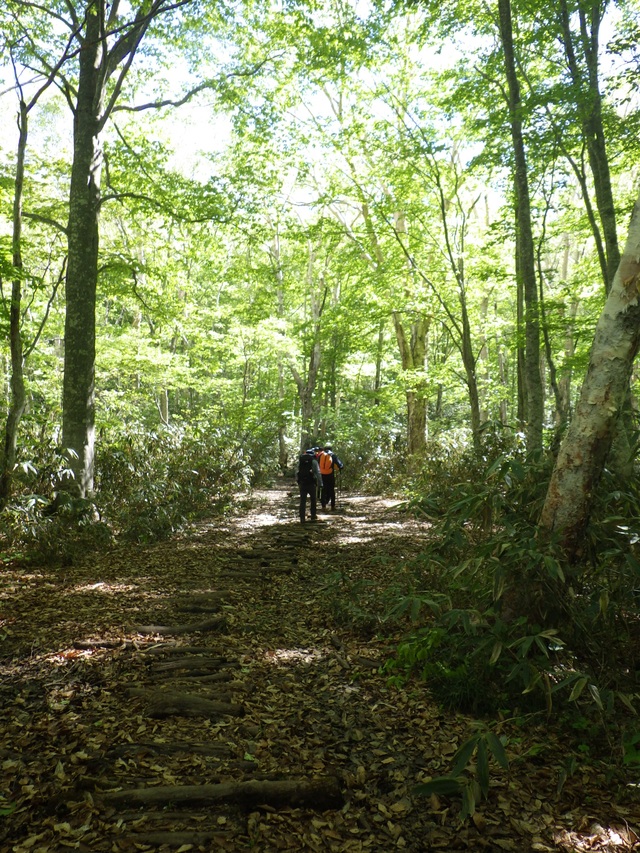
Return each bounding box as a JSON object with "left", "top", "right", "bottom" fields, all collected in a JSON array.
[
  {"left": 0, "top": 99, "right": 28, "bottom": 508},
  {"left": 498, "top": 0, "right": 543, "bottom": 452},
  {"left": 60, "top": 0, "right": 185, "bottom": 497},
  {"left": 291, "top": 242, "right": 326, "bottom": 450},
  {"left": 558, "top": 0, "right": 619, "bottom": 291},
  {"left": 539, "top": 190, "right": 640, "bottom": 557},
  {"left": 393, "top": 312, "right": 429, "bottom": 456},
  {"left": 61, "top": 5, "right": 105, "bottom": 497},
  {"left": 374, "top": 319, "right": 385, "bottom": 404},
  {"left": 460, "top": 292, "right": 482, "bottom": 454}
]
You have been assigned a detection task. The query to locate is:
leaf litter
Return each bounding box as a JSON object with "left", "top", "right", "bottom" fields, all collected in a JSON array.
[{"left": 0, "top": 485, "right": 638, "bottom": 851}]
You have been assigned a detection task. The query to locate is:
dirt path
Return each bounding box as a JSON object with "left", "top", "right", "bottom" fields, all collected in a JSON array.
[{"left": 1, "top": 485, "right": 638, "bottom": 851}]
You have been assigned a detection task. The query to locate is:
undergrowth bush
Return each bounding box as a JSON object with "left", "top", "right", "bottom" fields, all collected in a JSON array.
[
  {"left": 0, "top": 423, "right": 253, "bottom": 563},
  {"left": 382, "top": 445, "right": 640, "bottom": 726},
  {"left": 96, "top": 425, "right": 251, "bottom": 543}
]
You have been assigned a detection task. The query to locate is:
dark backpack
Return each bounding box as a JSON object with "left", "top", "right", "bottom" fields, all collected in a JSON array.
[{"left": 297, "top": 453, "right": 315, "bottom": 483}]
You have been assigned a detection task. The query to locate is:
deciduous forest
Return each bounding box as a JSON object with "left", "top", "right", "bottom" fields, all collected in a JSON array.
[{"left": 3, "top": 0, "right": 640, "bottom": 850}]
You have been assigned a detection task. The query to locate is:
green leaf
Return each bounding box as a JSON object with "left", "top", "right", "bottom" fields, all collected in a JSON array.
[
  {"left": 599, "top": 589, "right": 609, "bottom": 615},
  {"left": 534, "top": 635, "right": 550, "bottom": 657},
  {"left": 476, "top": 738, "right": 490, "bottom": 797},
  {"left": 588, "top": 683, "right": 604, "bottom": 710},
  {"left": 493, "top": 568, "right": 506, "bottom": 602},
  {"left": 616, "top": 691, "right": 637, "bottom": 714},
  {"left": 489, "top": 640, "right": 503, "bottom": 665},
  {"left": 569, "top": 676, "right": 588, "bottom": 701},
  {"left": 451, "top": 735, "right": 480, "bottom": 777},
  {"left": 485, "top": 732, "right": 509, "bottom": 770},
  {"left": 551, "top": 672, "right": 582, "bottom": 693},
  {"left": 461, "top": 781, "right": 476, "bottom": 819},
  {"left": 413, "top": 776, "right": 464, "bottom": 797}
]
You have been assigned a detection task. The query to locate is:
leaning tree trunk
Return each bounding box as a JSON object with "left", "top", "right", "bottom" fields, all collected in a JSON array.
[{"left": 539, "top": 190, "right": 640, "bottom": 558}]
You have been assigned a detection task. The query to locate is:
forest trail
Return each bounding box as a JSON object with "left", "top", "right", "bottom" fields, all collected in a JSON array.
[{"left": 1, "top": 484, "right": 638, "bottom": 852}]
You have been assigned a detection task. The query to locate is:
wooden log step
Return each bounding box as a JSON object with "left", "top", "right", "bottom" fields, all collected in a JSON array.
[
  {"left": 157, "top": 672, "right": 242, "bottom": 684},
  {"left": 175, "top": 604, "right": 221, "bottom": 614},
  {"left": 177, "top": 591, "right": 231, "bottom": 602},
  {"left": 102, "top": 776, "right": 344, "bottom": 810},
  {"left": 109, "top": 742, "right": 235, "bottom": 758},
  {"left": 151, "top": 657, "right": 230, "bottom": 672},
  {"left": 73, "top": 639, "right": 137, "bottom": 650},
  {"left": 142, "top": 644, "right": 217, "bottom": 656},
  {"left": 116, "top": 830, "right": 233, "bottom": 846},
  {"left": 126, "top": 688, "right": 244, "bottom": 718},
  {"left": 133, "top": 616, "right": 227, "bottom": 636}
]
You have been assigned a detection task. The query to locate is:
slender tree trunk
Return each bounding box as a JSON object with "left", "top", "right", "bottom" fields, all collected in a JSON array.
[
  {"left": 498, "top": 0, "right": 543, "bottom": 452},
  {"left": 538, "top": 254, "right": 563, "bottom": 428},
  {"left": 270, "top": 229, "right": 289, "bottom": 473},
  {"left": 458, "top": 286, "right": 482, "bottom": 453},
  {"left": 539, "top": 190, "right": 640, "bottom": 557},
  {"left": 498, "top": 347, "right": 509, "bottom": 425},
  {"left": 393, "top": 312, "right": 429, "bottom": 456},
  {"left": 291, "top": 242, "right": 325, "bottom": 450},
  {"left": 0, "top": 100, "right": 28, "bottom": 508},
  {"left": 558, "top": 0, "right": 619, "bottom": 291},
  {"left": 374, "top": 319, "right": 385, "bottom": 405},
  {"left": 516, "top": 262, "right": 526, "bottom": 428}
]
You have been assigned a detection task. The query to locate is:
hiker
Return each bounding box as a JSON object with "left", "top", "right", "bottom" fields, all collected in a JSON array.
[
  {"left": 297, "top": 448, "right": 322, "bottom": 523},
  {"left": 318, "top": 445, "right": 344, "bottom": 511}
]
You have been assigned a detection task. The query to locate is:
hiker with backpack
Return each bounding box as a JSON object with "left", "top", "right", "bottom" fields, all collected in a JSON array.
[
  {"left": 318, "top": 445, "right": 344, "bottom": 511},
  {"left": 297, "top": 448, "right": 322, "bottom": 523}
]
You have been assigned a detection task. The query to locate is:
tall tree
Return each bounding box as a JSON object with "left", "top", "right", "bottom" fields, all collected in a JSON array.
[
  {"left": 497, "top": 0, "right": 543, "bottom": 452},
  {"left": 0, "top": 27, "right": 67, "bottom": 506},
  {"left": 60, "top": 0, "right": 195, "bottom": 496}
]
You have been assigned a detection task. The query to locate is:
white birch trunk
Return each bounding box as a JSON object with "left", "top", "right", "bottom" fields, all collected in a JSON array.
[{"left": 539, "top": 189, "right": 640, "bottom": 555}]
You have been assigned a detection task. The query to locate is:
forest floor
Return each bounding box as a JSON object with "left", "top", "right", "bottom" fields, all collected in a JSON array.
[{"left": 1, "top": 482, "right": 640, "bottom": 852}]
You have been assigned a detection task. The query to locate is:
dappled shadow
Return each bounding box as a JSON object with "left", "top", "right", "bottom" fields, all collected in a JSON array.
[{"left": 1, "top": 486, "right": 638, "bottom": 852}]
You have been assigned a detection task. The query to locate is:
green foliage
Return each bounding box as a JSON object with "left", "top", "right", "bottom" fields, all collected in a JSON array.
[
  {"left": 385, "top": 615, "right": 562, "bottom": 715},
  {"left": 95, "top": 425, "right": 251, "bottom": 543},
  {"left": 384, "top": 444, "right": 640, "bottom": 724},
  {"left": 414, "top": 728, "right": 509, "bottom": 820},
  {"left": 0, "top": 422, "right": 251, "bottom": 562}
]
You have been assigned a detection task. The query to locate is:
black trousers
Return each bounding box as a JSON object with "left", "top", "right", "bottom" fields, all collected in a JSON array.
[
  {"left": 321, "top": 473, "right": 336, "bottom": 509},
  {"left": 299, "top": 479, "right": 317, "bottom": 521}
]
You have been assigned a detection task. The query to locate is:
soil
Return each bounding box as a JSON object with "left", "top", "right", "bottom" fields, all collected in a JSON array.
[{"left": 1, "top": 483, "right": 639, "bottom": 852}]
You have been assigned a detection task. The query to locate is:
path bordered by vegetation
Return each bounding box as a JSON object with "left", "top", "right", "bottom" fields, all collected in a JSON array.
[{"left": 1, "top": 485, "right": 639, "bottom": 852}]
